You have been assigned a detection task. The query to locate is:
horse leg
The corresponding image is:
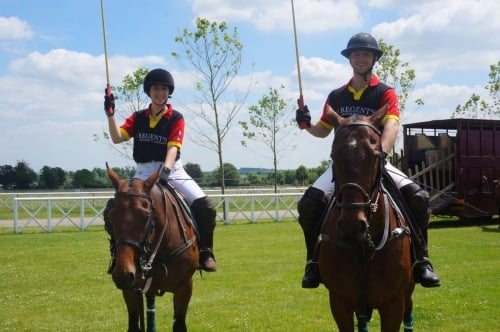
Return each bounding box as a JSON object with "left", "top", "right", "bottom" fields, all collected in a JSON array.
[
  {"left": 172, "top": 278, "right": 193, "bottom": 332},
  {"left": 356, "top": 308, "right": 372, "bottom": 332},
  {"left": 378, "top": 299, "right": 405, "bottom": 332},
  {"left": 403, "top": 312, "right": 414, "bottom": 331},
  {"left": 122, "top": 289, "right": 145, "bottom": 332},
  {"left": 403, "top": 290, "right": 414, "bottom": 331},
  {"left": 146, "top": 295, "right": 156, "bottom": 332},
  {"left": 329, "top": 294, "right": 355, "bottom": 332}
]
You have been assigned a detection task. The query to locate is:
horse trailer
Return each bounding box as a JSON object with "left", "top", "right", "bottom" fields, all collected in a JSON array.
[{"left": 402, "top": 118, "right": 500, "bottom": 219}]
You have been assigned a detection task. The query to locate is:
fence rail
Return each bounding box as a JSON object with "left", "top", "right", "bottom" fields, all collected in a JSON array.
[{"left": 2, "top": 189, "right": 305, "bottom": 233}]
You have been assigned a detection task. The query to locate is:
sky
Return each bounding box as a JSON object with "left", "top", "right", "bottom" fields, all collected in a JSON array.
[{"left": 1, "top": 0, "right": 499, "bottom": 173}]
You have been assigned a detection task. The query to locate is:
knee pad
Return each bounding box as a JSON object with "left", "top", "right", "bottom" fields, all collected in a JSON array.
[
  {"left": 400, "top": 183, "right": 430, "bottom": 229},
  {"left": 298, "top": 187, "right": 327, "bottom": 230}
]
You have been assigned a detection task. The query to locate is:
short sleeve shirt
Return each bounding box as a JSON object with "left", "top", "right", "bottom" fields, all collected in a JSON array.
[
  {"left": 119, "top": 104, "right": 184, "bottom": 163},
  {"left": 319, "top": 75, "right": 400, "bottom": 131}
]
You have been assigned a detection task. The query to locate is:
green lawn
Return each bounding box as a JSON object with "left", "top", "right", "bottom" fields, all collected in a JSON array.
[{"left": 0, "top": 219, "right": 499, "bottom": 331}]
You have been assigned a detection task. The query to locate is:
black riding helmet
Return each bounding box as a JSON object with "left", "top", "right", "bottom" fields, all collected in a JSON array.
[
  {"left": 143, "top": 68, "right": 175, "bottom": 97},
  {"left": 341, "top": 32, "right": 383, "bottom": 60}
]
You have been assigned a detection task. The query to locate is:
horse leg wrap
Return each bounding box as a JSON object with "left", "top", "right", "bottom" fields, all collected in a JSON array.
[
  {"left": 146, "top": 296, "right": 156, "bottom": 332},
  {"left": 297, "top": 187, "right": 327, "bottom": 261},
  {"left": 403, "top": 312, "right": 414, "bottom": 331}
]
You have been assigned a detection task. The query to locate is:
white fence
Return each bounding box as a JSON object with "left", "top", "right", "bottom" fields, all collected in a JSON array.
[{"left": 1, "top": 188, "right": 305, "bottom": 233}]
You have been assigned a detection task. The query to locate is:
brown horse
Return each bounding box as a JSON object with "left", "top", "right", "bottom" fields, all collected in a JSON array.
[
  {"left": 106, "top": 164, "right": 199, "bottom": 332},
  {"left": 318, "top": 105, "right": 415, "bottom": 332}
]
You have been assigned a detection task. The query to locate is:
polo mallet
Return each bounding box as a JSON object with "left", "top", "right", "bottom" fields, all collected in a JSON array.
[
  {"left": 100, "top": 0, "right": 112, "bottom": 110},
  {"left": 291, "top": 0, "right": 307, "bottom": 129}
]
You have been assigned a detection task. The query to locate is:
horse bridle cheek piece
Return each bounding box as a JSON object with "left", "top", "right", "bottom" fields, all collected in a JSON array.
[
  {"left": 326, "top": 121, "right": 389, "bottom": 256},
  {"left": 333, "top": 122, "right": 384, "bottom": 222},
  {"left": 113, "top": 191, "right": 161, "bottom": 273}
]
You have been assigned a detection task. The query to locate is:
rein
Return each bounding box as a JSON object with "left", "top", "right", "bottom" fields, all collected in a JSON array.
[
  {"left": 114, "top": 191, "right": 156, "bottom": 256},
  {"left": 324, "top": 120, "right": 407, "bottom": 254}
]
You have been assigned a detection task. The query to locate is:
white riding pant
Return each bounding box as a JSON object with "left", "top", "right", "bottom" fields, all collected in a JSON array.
[
  {"left": 312, "top": 161, "right": 413, "bottom": 200},
  {"left": 134, "top": 159, "right": 206, "bottom": 204}
]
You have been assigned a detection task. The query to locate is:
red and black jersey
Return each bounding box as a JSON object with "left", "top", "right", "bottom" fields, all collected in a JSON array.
[
  {"left": 119, "top": 104, "right": 184, "bottom": 163},
  {"left": 319, "top": 75, "right": 400, "bottom": 131}
]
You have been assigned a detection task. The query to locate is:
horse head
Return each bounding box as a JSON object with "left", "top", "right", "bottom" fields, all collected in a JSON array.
[
  {"left": 328, "top": 105, "right": 388, "bottom": 246},
  {"left": 106, "top": 163, "right": 161, "bottom": 290}
]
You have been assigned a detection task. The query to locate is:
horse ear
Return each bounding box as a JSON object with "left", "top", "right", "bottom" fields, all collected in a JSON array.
[
  {"left": 106, "top": 162, "right": 121, "bottom": 191},
  {"left": 371, "top": 104, "right": 389, "bottom": 125},
  {"left": 325, "top": 104, "right": 347, "bottom": 129},
  {"left": 144, "top": 166, "right": 161, "bottom": 192}
]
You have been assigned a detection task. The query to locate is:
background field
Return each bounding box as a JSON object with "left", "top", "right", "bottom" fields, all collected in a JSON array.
[{"left": 1, "top": 219, "right": 499, "bottom": 331}]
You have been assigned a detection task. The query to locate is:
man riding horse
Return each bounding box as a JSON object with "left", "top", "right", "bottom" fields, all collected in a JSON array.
[{"left": 295, "top": 32, "right": 441, "bottom": 289}]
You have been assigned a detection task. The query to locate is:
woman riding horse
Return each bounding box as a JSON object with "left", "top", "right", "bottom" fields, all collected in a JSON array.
[{"left": 103, "top": 68, "right": 217, "bottom": 273}]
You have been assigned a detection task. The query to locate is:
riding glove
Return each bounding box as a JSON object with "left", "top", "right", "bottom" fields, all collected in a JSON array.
[
  {"left": 159, "top": 167, "right": 171, "bottom": 186},
  {"left": 296, "top": 106, "right": 311, "bottom": 128},
  {"left": 104, "top": 91, "right": 115, "bottom": 117}
]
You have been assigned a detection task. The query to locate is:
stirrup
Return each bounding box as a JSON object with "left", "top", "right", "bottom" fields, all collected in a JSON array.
[
  {"left": 302, "top": 261, "right": 320, "bottom": 289},
  {"left": 199, "top": 249, "right": 217, "bottom": 272}
]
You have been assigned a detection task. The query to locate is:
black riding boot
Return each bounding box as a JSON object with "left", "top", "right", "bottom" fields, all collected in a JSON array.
[
  {"left": 401, "top": 183, "right": 441, "bottom": 288},
  {"left": 191, "top": 197, "right": 217, "bottom": 272},
  {"left": 298, "top": 187, "right": 327, "bottom": 288},
  {"left": 413, "top": 228, "right": 440, "bottom": 287},
  {"left": 103, "top": 198, "right": 115, "bottom": 274}
]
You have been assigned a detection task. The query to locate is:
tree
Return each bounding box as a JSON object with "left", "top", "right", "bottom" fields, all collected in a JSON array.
[
  {"left": 73, "top": 169, "right": 97, "bottom": 189},
  {"left": 39, "top": 166, "right": 66, "bottom": 189},
  {"left": 295, "top": 165, "right": 309, "bottom": 186},
  {"left": 0, "top": 164, "right": 15, "bottom": 189},
  {"left": 12, "top": 161, "right": 38, "bottom": 189},
  {"left": 240, "top": 86, "right": 297, "bottom": 193},
  {"left": 453, "top": 61, "right": 500, "bottom": 119},
  {"left": 376, "top": 40, "right": 423, "bottom": 114},
  {"left": 172, "top": 17, "right": 253, "bottom": 194},
  {"left": 214, "top": 163, "right": 240, "bottom": 187},
  {"left": 184, "top": 162, "right": 203, "bottom": 181},
  {"left": 93, "top": 68, "right": 150, "bottom": 161}
]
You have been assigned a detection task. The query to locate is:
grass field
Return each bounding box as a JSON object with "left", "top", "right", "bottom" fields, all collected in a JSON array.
[{"left": 0, "top": 219, "right": 499, "bottom": 331}]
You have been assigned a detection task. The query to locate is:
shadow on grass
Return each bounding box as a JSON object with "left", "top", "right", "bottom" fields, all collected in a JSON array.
[{"left": 430, "top": 216, "right": 500, "bottom": 230}]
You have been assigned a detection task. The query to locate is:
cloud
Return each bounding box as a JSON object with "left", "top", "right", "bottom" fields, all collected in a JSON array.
[
  {"left": 372, "top": 0, "right": 500, "bottom": 80},
  {"left": 0, "top": 16, "right": 33, "bottom": 40},
  {"left": 191, "top": 0, "right": 362, "bottom": 32}
]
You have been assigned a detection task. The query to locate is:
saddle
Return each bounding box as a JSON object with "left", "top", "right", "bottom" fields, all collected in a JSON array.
[
  {"left": 317, "top": 168, "right": 424, "bottom": 261},
  {"left": 156, "top": 182, "right": 200, "bottom": 241}
]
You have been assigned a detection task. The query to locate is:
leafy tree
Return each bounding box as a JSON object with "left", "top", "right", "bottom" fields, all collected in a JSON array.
[
  {"left": 12, "top": 161, "right": 38, "bottom": 189},
  {"left": 295, "top": 165, "right": 309, "bottom": 186},
  {"left": 376, "top": 40, "right": 423, "bottom": 114},
  {"left": 240, "top": 86, "right": 296, "bottom": 192},
  {"left": 244, "top": 172, "right": 267, "bottom": 186},
  {"left": 172, "top": 17, "right": 253, "bottom": 193},
  {"left": 184, "top": 162, "right": 203, "bottom": 181},
  {"left": 39, "top": 166, "right": 66, "bottom": 189},
  {"left": 453, "top": 61, "right": 500, "bottom": 119},
  {"left": 0, "top": 164, "right": 15, "bottom": 189},
  {"left": 93, "top": 68, "right": 150, "bottom": 161},
  {"left": 73, "top": 169, "right": 97, "bottom": 189},
  {"left": 214, "top": 163, "right": 240, "bottom": 187}
]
